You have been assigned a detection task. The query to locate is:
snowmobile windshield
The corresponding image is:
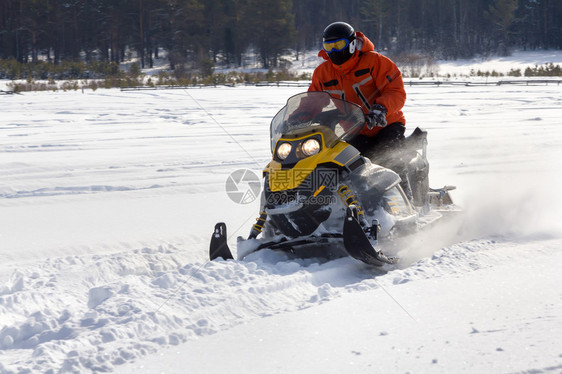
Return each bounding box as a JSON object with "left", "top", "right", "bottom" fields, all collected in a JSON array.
[{"left": 270, "top": 92, "right": 365, "bottom": 153}]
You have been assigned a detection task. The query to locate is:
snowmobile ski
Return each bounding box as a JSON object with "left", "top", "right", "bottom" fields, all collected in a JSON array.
[
  {"left": 209, "top": 222, "right": 234, "bottom": 261},
  {"left": 343, "top": 206, "right": 399, "bottom": 267}
]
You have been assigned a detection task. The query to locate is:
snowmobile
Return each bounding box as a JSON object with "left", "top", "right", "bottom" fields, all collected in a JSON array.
[{"left": 210, "top": 92, "right": 457, "bottom": 266}]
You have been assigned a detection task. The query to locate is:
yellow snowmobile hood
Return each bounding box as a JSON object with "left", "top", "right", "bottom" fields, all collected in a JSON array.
[{"left": 266, "top": 133, "right": 360, "bottom": 192}]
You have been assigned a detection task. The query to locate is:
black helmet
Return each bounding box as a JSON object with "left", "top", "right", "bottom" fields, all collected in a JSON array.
[
  {"left": 322, "top": 22, "right": 356, "bottom": 65},
  {"left": 323, "top": 22, "right": 355, "bottom": 41}
]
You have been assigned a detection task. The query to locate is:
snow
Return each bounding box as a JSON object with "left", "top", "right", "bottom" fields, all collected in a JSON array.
[
  {"left": 272, "top": 49, "right": 562, "bottom": 77},
  {"left": 122, "top": 241, "right": 562, "bottom": 374},
  {"left": 1, "top": 54, "right": 562, "bottom": 373},
  {"left": 436, "top": 49, "right": 562, "bottom": 76}
]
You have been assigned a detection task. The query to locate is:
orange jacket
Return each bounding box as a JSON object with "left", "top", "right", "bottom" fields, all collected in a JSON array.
[{"left": 309, "top": 32, "right": 406, "bottom": 136}]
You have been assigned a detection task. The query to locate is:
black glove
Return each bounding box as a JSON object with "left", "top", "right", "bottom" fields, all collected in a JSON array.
[{"left": 366, "top": 104, "right": 387, "bottom": 129}]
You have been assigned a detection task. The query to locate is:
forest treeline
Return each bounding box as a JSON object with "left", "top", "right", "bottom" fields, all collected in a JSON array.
[{"left": 1, "top": 0, "right": 561, "bottom": 72}]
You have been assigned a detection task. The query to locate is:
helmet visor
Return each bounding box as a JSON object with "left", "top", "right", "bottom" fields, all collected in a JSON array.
[{"left": 323, "top": 38, "right": 349, "bottom": 53}]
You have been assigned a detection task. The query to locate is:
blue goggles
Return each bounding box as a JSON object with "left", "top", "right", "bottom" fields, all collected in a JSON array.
[{"left": 323, "top": 38, "right": 349, "bottom": 53}]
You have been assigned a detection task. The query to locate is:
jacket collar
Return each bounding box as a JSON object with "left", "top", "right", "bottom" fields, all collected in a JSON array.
[{"left": 318, "top": 32, "right": 375, "bottom": 73}]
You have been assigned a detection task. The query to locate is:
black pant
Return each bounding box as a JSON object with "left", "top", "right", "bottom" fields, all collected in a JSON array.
[{"left": 349, "top": 123, "right": 413, "bottom": 200}]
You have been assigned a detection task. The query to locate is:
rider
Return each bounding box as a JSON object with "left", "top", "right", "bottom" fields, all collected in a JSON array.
[{"left": 309, "top": 21, "right": 413, "bottom": 200}]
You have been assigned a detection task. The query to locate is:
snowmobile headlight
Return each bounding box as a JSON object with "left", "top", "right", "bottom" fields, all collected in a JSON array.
[
  {"left": 277, "top": 142, "right": 292, "bottom": 160},
  {"left": 301, "top": 138, "right": 321, "bottom": 157}
]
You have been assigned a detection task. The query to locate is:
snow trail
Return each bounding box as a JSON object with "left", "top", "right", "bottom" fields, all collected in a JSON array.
[{"left": 1, "top": 233, "right": 560, "bottom": 373}]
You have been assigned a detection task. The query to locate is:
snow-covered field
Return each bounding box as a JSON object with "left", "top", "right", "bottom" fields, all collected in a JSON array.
[
  {"left": 256, "top": 49, "right": 562, "bottom": 77},
  {"left": 436, "top": 49, "right": 562, "bottom": 76},
  {"left": 1, "top": 79, "right": 561, "bottom": 373}
]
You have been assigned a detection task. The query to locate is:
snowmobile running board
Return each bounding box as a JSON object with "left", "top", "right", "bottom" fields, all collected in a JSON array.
[
  {"left": 209, "top": 218, "right": 398, "bottom": 267},
  {"left": 428, "top": 185, "right": 456, "bottom": 206},
  {"left": 210, "top": 222, "right": 343, "bottom": 261}
]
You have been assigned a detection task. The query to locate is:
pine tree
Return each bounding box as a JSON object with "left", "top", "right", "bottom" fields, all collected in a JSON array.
[
  {"left": 246, "top": 0, "right": 295, "bottom": 68},
  {"left": 485, "top": 0, "right": 518, "bottom": 55}
]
